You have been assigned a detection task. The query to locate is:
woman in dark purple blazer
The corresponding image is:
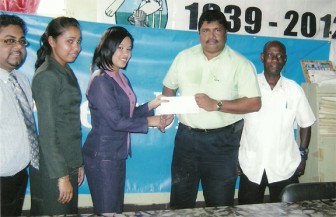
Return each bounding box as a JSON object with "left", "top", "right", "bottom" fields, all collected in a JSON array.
[{"left": 83, "top": 26, "right": 169, "bottom": 214}]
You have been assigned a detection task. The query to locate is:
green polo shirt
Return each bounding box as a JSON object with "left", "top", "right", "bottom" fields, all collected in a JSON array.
[{"left": 163, "top": 44, "right": 260, "bottom": 129}]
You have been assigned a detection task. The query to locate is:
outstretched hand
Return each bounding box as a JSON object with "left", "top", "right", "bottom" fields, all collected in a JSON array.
[
  {"left": 149, "top": 94, "right": 170, "bottom": 110},
  {"left": 158, "top": 115, "right": 174, "bottom": 132}
]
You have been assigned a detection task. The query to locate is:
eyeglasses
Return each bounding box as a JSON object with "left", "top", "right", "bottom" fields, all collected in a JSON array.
[
  {"left": 264, "top": 53, "right": 286, "bottom": 60},
  {"left": 0, "top": 38, "right": 29, "bottom": 46}
]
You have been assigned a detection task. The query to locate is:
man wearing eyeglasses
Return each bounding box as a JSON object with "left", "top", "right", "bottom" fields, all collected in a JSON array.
[
  {"left": 0, "top": 13, "right": 33, "bottom": 216},
  {"left": 238, "top": 40, "right": 316, "bottom": 204}
]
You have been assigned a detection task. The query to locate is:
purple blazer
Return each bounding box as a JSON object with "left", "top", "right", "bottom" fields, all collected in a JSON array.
[{"left": 83, "top": 71, "right": 154, "bottom": 160}]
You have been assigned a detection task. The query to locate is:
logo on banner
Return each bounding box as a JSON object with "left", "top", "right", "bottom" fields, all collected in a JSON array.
[{"left": 102, "top": 0, "right": 168, "bottom": 28}]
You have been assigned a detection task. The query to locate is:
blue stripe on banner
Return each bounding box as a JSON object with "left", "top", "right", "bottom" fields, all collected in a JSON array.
[{"left": 11, "top": 12, "right": 329, "bottom": 194}]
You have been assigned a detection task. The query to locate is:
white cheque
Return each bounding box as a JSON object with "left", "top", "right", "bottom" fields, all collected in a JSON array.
[{"left": 160, "top": 96, "right": 200, "bottom": 114}]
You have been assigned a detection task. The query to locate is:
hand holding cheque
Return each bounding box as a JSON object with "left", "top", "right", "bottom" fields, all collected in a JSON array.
[
  {"left": 158, "top": 94, "right": 222, "bottom": 132},
  {"left": 160, "top": 96, "right": 200, "bottom": 115},
  {"left": 148, "top": 95, "right": 173, "bottom": 132}
]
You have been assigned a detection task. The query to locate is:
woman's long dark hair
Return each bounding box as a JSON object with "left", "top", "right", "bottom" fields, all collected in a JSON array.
[
  {"left": 91, "top": 26, "right": 134, "bottom": 73},
  {"left": 35, "top": 17, "right": 80, "bottom": 70}
]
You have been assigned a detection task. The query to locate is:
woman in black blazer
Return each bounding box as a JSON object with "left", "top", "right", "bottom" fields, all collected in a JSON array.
[{"left": 30, "top": 17, "right": 84, "bottom": 216}]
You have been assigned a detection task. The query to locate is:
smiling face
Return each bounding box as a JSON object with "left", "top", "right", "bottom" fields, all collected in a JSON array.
[
  {"left": 0, "top": 25, "right": 26, "bottom": 72},
  {"left": 199, "top": 21, "right": 226, "bottom": 60},
  {"left": 48, "top": 26, "right": 81, "bottom": 67},
  {"left": 111, "top": 36, "right": 132, "bottom": 70}
]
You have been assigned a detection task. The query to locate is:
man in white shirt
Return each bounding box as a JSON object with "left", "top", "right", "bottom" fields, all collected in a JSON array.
[
  {"left": 238, "top": 40, "right": 316, "bottom": 204},
  {"left": 0, "top": 13, "right": 34, "bottom": 216}
]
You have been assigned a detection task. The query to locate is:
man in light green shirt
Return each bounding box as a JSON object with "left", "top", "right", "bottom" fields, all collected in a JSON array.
[{"left": 162, "top": 9, "right": 261, "bottom": 208}]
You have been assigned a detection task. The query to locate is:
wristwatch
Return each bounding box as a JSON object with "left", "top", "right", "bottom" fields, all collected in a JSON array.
[
  {"left": 299, "top": 147, "right": 309, "bottom": 160},
  {"left": 216, "top": 100, "right": 222, "bottom": 111}
]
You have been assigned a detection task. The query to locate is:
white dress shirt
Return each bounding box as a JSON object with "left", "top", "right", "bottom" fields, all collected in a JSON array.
[
  {"left": 0, "top": 68, "right": 31, "bottom": 176},
  {"left": 239, "top": 73, "right": 316, "bottom": 184}
]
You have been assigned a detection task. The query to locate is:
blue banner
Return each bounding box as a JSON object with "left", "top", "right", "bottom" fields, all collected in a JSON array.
[{"left": 9, "top": 12, "right": 330, "bottom": 195}]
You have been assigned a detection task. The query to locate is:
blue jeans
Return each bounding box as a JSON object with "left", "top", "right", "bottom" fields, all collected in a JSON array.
[{"left": 170, "top": 120, "right": 243, "bottom": 209}]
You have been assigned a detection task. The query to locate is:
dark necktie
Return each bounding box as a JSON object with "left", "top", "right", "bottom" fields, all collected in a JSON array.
[{"left": 8, "top": 73, "right": 39, "bottom": 169}]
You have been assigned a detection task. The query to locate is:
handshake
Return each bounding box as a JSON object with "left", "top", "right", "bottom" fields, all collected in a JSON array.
[{"left": 148, "top": 115, "right": 174, "bottom": 133}]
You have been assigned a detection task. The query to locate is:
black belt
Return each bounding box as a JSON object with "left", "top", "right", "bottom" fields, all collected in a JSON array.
[{"left": 179, "top": 121, "right": 239, "bottom": 133}]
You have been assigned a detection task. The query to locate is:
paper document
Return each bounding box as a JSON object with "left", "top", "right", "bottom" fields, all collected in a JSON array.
[{"left": 160, "top": 96, "right": 199, "bottom": 114}]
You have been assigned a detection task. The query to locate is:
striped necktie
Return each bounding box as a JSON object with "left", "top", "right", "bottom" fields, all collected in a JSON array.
[{"left": 8, "top": 73, "right": 39, "bottom": 169}]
